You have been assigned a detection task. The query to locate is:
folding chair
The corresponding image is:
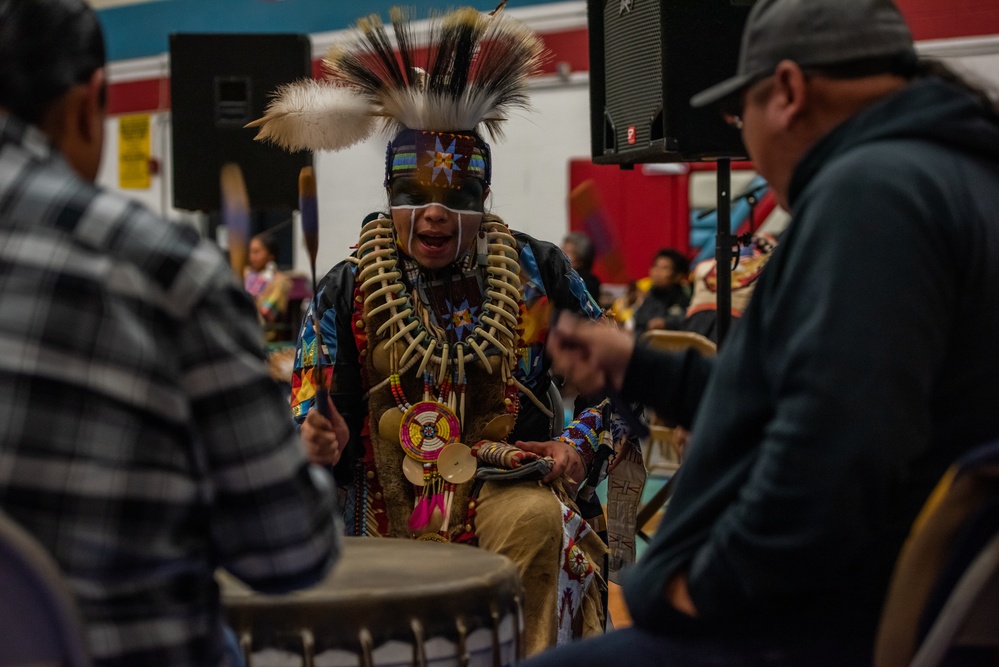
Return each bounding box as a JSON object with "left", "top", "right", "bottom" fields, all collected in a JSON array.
[
  {"left": 875, "top": 439, "right": 999, "bottom": 667},
  {"left": 0, "top": 510, "right": 90, "bottom": 667}
]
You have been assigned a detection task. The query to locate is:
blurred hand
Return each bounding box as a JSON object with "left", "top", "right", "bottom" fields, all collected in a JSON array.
[
  {"left": 515, "top": 439, "right": 586, "bottom": 485},
  {"left": 546, "top": 311, "right": 636, "bottom": 396},
  {"left": 301, "top": 397, "right": 349, "bottom": 466},
  {"left": 665, "top": 572, "right": 698, "bottom": 617}
]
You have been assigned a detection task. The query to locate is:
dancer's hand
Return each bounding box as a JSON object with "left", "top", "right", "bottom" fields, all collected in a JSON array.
[
  {"left": 547, "top": 311, "right": 636, "bottom": 396},
  {"left": 515, "top": 439, "right": 585, "bottom": 485},
  {"left": 301, "top": 397, "right": 349, "bottom": 466}
]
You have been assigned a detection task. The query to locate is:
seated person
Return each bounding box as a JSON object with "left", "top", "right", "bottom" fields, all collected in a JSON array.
[
  {"left": 632, "top": 248, "right": 691, "bottom": 334},
  {"left": 244, "top": 233, "right": 291, "bottom": 340},
  {"left": 562, "top": 231, "right": 603, "bottom": 305},
  {"left": 250, "top": 7, "right": 615, "bottom": 655},
  {"left": 527, "top": 0, "right": 999, "bottom": 664},
  {"left": 0, "top": 2, "right": 339, "bottom": 665}
]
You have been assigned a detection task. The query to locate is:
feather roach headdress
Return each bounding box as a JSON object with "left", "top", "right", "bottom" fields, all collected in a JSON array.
[{"left": 247, "top": 4, "right": 545, "bottom": 187}]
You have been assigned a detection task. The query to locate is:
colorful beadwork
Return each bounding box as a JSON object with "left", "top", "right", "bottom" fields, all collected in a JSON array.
[{"left": 400, "top": 400, "right": 461, "bottom": 462}]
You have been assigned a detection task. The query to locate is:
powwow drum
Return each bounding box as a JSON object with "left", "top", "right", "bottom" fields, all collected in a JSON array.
[{"left": 219, "top": 537, "right": 524, "bottom": 667}]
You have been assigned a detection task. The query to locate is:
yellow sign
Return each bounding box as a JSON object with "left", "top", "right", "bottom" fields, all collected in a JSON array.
[{"left": 118, "top": 114, "right": 151, "bottom": 189}]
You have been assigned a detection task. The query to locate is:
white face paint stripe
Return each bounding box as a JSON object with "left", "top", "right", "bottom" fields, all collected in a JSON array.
[
  {"left": 390, "top": 204, "right": 483, "bottom": 262},
  {"left": 408, "top": 207, "right": 416, "bottom": 258}
]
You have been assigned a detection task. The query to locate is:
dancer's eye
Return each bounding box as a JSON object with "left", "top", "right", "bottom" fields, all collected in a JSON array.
[
  {"left": 389, "top": 183, "right": 432, "bottom": 207},
  {"left": 389, "top": 178, "right": 485, "bottom": 212},
  {"left": 441, "top": 189, "right": 483, "bottom": 212}
]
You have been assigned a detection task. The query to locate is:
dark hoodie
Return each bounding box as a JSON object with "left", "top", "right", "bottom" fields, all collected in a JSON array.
[{"left": 621, "top": 77, "right": 999, "bottom": 656}]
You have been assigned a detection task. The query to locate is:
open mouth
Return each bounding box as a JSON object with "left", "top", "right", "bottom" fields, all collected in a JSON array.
[{"left": 417, "top": 233, "right": 452, "bottom": 249}]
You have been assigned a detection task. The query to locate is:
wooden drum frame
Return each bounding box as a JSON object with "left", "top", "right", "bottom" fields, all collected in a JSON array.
[{"left": 219, "top": 537, "right": 525, "bottom": 667}]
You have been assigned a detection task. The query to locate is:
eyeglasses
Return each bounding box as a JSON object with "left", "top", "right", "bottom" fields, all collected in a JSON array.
[
  {"left": 719, "top": 93, "right": 746, "bottom": 131},
  {"left": 718, "top": 73, "right": 775, "bottom": 132}
]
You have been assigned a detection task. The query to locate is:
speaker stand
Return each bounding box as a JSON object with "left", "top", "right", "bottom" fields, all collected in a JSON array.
[{"left": 714, "top": 159, "right": 739, "bottom": 348}]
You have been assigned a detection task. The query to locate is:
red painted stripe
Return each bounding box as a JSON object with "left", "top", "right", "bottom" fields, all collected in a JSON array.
[
  {"left": 538, "top": 28, "right": 589, "bottom": 74},
  {"left": 107, "top": 77, "right": 170, "bottom": 115}
]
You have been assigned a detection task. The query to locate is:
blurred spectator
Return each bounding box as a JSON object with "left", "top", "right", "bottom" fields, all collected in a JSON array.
[
  {"left": 633, "top": 248, "right": 690, "bottom": 334},
  {"left": 609, "top": 280, "right": 642, "bottom": 331},
  {"left": 244, "top": 232, "right": 291, "bottom": 340},
  {"left": 562, "top": 231, "right": 603, "bottom": 304}
]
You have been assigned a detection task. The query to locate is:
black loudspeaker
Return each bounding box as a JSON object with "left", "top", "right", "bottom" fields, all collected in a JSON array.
[
  {"left": 170, "top": 34, "right": 313, "bottom": 211},
  {"left": 588, "top": 0, "right": 755, "bottom": 165}
]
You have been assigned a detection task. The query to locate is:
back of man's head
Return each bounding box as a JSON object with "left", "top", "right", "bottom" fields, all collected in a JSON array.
[{"left": 0, "top": 0, "right": 105, "bottom": 126}]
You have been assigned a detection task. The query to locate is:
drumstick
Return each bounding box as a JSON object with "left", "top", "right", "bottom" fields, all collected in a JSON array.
[
  {"left": 299, "top": 166, "right": 331, "bottom": 418},
  {"left": 221, "top": 163, "right": 250, "bottom": 279},
  {"left": 300, "top": 166, "right": 320, "bottom": 299}
]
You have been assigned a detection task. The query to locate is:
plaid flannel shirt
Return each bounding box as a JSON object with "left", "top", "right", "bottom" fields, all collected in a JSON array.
[{"left": 0, "top": 115, "right": 339, "bottom": 667}]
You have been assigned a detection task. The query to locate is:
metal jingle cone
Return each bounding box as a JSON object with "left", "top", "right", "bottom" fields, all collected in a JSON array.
[
  {"left": 378, "top": 407, "right": 404, "bottom": 444},
  {"left": 437, "top": 442, "right": 476, "bottom": 484},
  {"left": 480, "top": 413, "right": 517, "bottom": 441},
  {"left": 401, "top": 456, "right": 425, "bottom": 486},
  {"left": 372, "top": 340, "right": 406, "bottom": 377}
]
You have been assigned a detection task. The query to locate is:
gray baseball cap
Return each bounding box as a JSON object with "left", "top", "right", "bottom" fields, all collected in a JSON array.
[{"left": 690, "top": 0, "right": 916, "bottom": 108}]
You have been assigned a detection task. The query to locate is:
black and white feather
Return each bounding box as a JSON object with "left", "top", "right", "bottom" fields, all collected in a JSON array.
[
  {"left": 245, "top": 79, "right": 376, "bottom": 152},
  {"left": 248, "top": 4, "right": 546, "bottom": 152}
]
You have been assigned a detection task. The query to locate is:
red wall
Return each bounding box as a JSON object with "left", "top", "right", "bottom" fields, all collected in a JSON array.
[
  {"left": 569, "top": 160, "right": 692, "bottom": 283},
  {"left": 896, "top": 0, "right": 999, "bottom": 40}
]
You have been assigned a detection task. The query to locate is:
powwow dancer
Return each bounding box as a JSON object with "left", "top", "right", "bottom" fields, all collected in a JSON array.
[{"left": 250, "top": 5, "right": 634, "bottom": 654}]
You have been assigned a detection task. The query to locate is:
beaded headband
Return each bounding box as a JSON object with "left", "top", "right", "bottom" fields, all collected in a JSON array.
[{"left": 385, "top": 129, "right": 491, "bottom": 188}]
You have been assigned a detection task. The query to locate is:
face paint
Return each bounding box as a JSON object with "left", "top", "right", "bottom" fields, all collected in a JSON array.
[
  {"left": 408, "top": 207, "right": 416, "bottom": 259},
  {"left": 388, "top": 177, "right": 486, "bottom": 213},
  {"left": 389, "top": 176, "right": 487, "bottom": 269}
]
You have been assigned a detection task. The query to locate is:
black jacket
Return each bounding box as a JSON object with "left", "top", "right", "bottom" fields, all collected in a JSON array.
[{"left": 622, "top": 77, "right": 999, "bottom": 655}]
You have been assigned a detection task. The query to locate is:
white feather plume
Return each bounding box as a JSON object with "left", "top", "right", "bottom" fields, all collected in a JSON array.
[
  {"left": 246, "top": 79, "right": 376, "bottom": 152},
  {"left": 323, "top": 7, "right": 545, "bottom": 140}
]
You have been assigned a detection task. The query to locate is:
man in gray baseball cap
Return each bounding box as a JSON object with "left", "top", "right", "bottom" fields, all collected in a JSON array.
[{"left": 524, "top": 0, "right": 999, "bottom": 665}]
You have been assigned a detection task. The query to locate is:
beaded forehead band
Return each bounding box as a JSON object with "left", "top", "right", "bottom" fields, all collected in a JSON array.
[
  {"left": 248, "top": 4, "right": 544, "bottom": 191},
  {"left": 386, "top": 129, "right": 490, "bottom": 188}
]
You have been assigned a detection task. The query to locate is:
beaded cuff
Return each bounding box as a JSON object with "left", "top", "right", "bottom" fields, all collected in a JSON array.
[{"left": 557, "top": 405, "right": 604, "bottom": 468}]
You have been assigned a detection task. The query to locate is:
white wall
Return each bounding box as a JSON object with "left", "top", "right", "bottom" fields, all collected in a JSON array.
[
  {"left": 96, "top": 110, "right": 209, "bottom": 236},
  {"left": 918, "top": 36, "right": 999, "bottom": 97}
]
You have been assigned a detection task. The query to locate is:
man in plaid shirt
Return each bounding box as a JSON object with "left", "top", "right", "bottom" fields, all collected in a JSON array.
[{"left": 0, "top": 1, "right": 340, "bottom": 665}]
